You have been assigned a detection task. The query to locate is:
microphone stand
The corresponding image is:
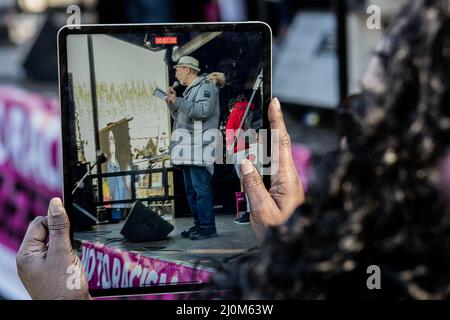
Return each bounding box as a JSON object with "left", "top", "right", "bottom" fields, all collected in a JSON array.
[
  {"left": 227, "top": 68, "right": 264, "bottom": 156},
  {"left": 72, "top": 164, "right": 93, "bottom": 195},
  {"left": 72, "top": 155, "right": 105, "bottom": 195}
]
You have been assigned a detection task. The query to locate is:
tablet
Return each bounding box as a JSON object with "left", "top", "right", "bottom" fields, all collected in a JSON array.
[
  {"left": 58, "top": 22, "right": 272, "bottom": 297},
  {"left": 153, "top": 87, "right": 168, "bottom": 100}
]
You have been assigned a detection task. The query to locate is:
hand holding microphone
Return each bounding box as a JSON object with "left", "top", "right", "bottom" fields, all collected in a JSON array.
[
  {"left": 168, "top": 80, "right": 179, "bottom": 94},
  {"left": 165, "top": 80, "right": 179, "bottom": 106}
]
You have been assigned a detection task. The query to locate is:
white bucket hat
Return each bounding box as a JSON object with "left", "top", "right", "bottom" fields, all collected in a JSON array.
[{"left": 173, "top": 56, "right": 201, "bottom": 72}]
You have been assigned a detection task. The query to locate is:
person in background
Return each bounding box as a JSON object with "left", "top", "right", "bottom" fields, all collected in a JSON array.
[
  {"left": 225, "top": 95, "right": 256, "bottom": 224},
  {"left": 106, "top": 131, "right": 130, "bottom": 222}
]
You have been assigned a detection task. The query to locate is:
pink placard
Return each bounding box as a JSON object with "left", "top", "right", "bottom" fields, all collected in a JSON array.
[{"left": 0, "top": 86, "right": 62, "bottom": 252}]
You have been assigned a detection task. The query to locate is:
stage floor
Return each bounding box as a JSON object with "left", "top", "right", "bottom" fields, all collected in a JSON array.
[{"left": 74, "top": 216, "right": 259, "bottom": 269}]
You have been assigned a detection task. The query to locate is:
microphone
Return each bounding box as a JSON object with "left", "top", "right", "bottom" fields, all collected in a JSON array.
[
  {"left": 96, "top": 150, "right": 107, "bottom": 164},
  {"left": 168, "top": 81, "right": 179, "bottom": 95},
  {"left": 72, "top": 151, "right": 108, "bottom": 195}
]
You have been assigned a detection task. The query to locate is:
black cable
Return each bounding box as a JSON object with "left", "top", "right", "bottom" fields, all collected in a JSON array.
[
  {"left": 222, "top": 246, "right": 260, "bottom": 263},
  {"left": 104, "top": 236, "right": 125, "bottom": 245}
]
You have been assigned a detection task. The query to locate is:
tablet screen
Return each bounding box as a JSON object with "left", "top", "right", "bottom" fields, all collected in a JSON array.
[{"left": 58, "top": 22, "right": 271, "bottom": 296}]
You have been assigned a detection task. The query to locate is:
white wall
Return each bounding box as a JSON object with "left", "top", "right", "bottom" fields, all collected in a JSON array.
[{"left": 67, "top": 34, "right": 170, "bottom": 168}]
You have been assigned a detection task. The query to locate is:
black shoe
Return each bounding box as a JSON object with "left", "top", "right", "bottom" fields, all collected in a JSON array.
[
  {"left": 190, "top": 227, "right": 218, "bottom": 240},
  {"left": 234, "top": 212, "right": 250, "bottom": 224},
  {"left": 181, "top": 225, "right": 199, "bottom": 238}
]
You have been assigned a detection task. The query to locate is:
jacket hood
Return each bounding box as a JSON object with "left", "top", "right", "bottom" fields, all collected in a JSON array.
[
  {"left": 207, "top": 72, "right": 226, "bottom": 88},
  {"left": 188, "top": 72, "right": 226, "bottom": 89}
]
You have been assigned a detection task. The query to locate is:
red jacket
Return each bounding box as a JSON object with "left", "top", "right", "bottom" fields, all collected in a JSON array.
[{"left": 225, "top": 101, "right": 255, "bottom": 153}]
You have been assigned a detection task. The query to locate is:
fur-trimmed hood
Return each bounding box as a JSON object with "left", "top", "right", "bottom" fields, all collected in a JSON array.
[{"left": 207, "top": 72, "right": 226, "bottom": 89}]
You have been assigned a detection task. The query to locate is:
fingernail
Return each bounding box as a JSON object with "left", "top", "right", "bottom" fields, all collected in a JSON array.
[
  {"left": 241, "top": 159, "right": 254, "bottom": 176},
  {"left": 50, "top": 198, "right": 63, "bottom": 216},
  {"left": 273, "top": 97, "right": 281, "bottom": 110}
]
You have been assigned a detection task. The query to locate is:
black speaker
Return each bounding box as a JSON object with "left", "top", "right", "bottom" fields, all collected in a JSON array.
[
  {"left": 71, "top": 162, "right": 97, "bottom": 231},
  {"left": 120, "top": 201, "right": 174, "bottom": 242},
  {"left": 71, "top": 203, "right": 98, "bottom": 231}
]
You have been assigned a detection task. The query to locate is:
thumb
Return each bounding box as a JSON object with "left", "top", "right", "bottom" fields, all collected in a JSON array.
[
  {"left": 240, "top": 159, "right": 276, "bottom": 214},
  {"left": 47, "top": 198, "right": 72, "bottom": 253}
]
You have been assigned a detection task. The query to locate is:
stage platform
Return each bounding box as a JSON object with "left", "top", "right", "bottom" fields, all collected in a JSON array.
[{"left": 74, "top": 216, "right": 258, "bottom": 290}]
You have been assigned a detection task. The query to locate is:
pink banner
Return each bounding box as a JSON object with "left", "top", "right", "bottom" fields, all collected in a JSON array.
[
  {"left": 0, "top": 86, "right": 62, "bottom": 252},
  {"left": 81, "top": 241, "right": 213, "bottom": 291}
]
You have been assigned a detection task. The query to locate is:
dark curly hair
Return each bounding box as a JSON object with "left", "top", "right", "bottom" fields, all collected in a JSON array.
[{"left": 209, "top": 0, "right": 450, "bottom": 299}]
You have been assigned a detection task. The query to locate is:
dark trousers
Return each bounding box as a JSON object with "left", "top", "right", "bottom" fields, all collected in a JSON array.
[{"left": 182, "top": 165, "right": 215, "bottom": 230}]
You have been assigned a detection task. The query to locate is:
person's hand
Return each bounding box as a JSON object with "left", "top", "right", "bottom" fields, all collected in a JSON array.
[
  {"left": 16, "top": 198, "right": 91, "bottom": 300},
  {"left": 240, "top": 98, "right": 304, "bottom": 240},
  {"left": 167, "top": 86, "right": 175, "bottom": 94},
  {"left": 165, "top": 87, "right": 177, "bottom": 106}
]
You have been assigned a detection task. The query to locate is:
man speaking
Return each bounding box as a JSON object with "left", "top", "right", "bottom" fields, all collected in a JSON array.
[{"left": 165, "top": 56, "right": 225, "bottom": 240}]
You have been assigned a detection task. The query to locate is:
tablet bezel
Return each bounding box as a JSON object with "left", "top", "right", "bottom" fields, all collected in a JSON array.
[{"left": 57, "top": 21, "right": 272, "bottom": 297}]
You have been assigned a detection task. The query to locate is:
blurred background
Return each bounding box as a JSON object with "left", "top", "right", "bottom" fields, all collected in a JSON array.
[{"left": 0, "top": 0, "right": 407, "bottom": 299}]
